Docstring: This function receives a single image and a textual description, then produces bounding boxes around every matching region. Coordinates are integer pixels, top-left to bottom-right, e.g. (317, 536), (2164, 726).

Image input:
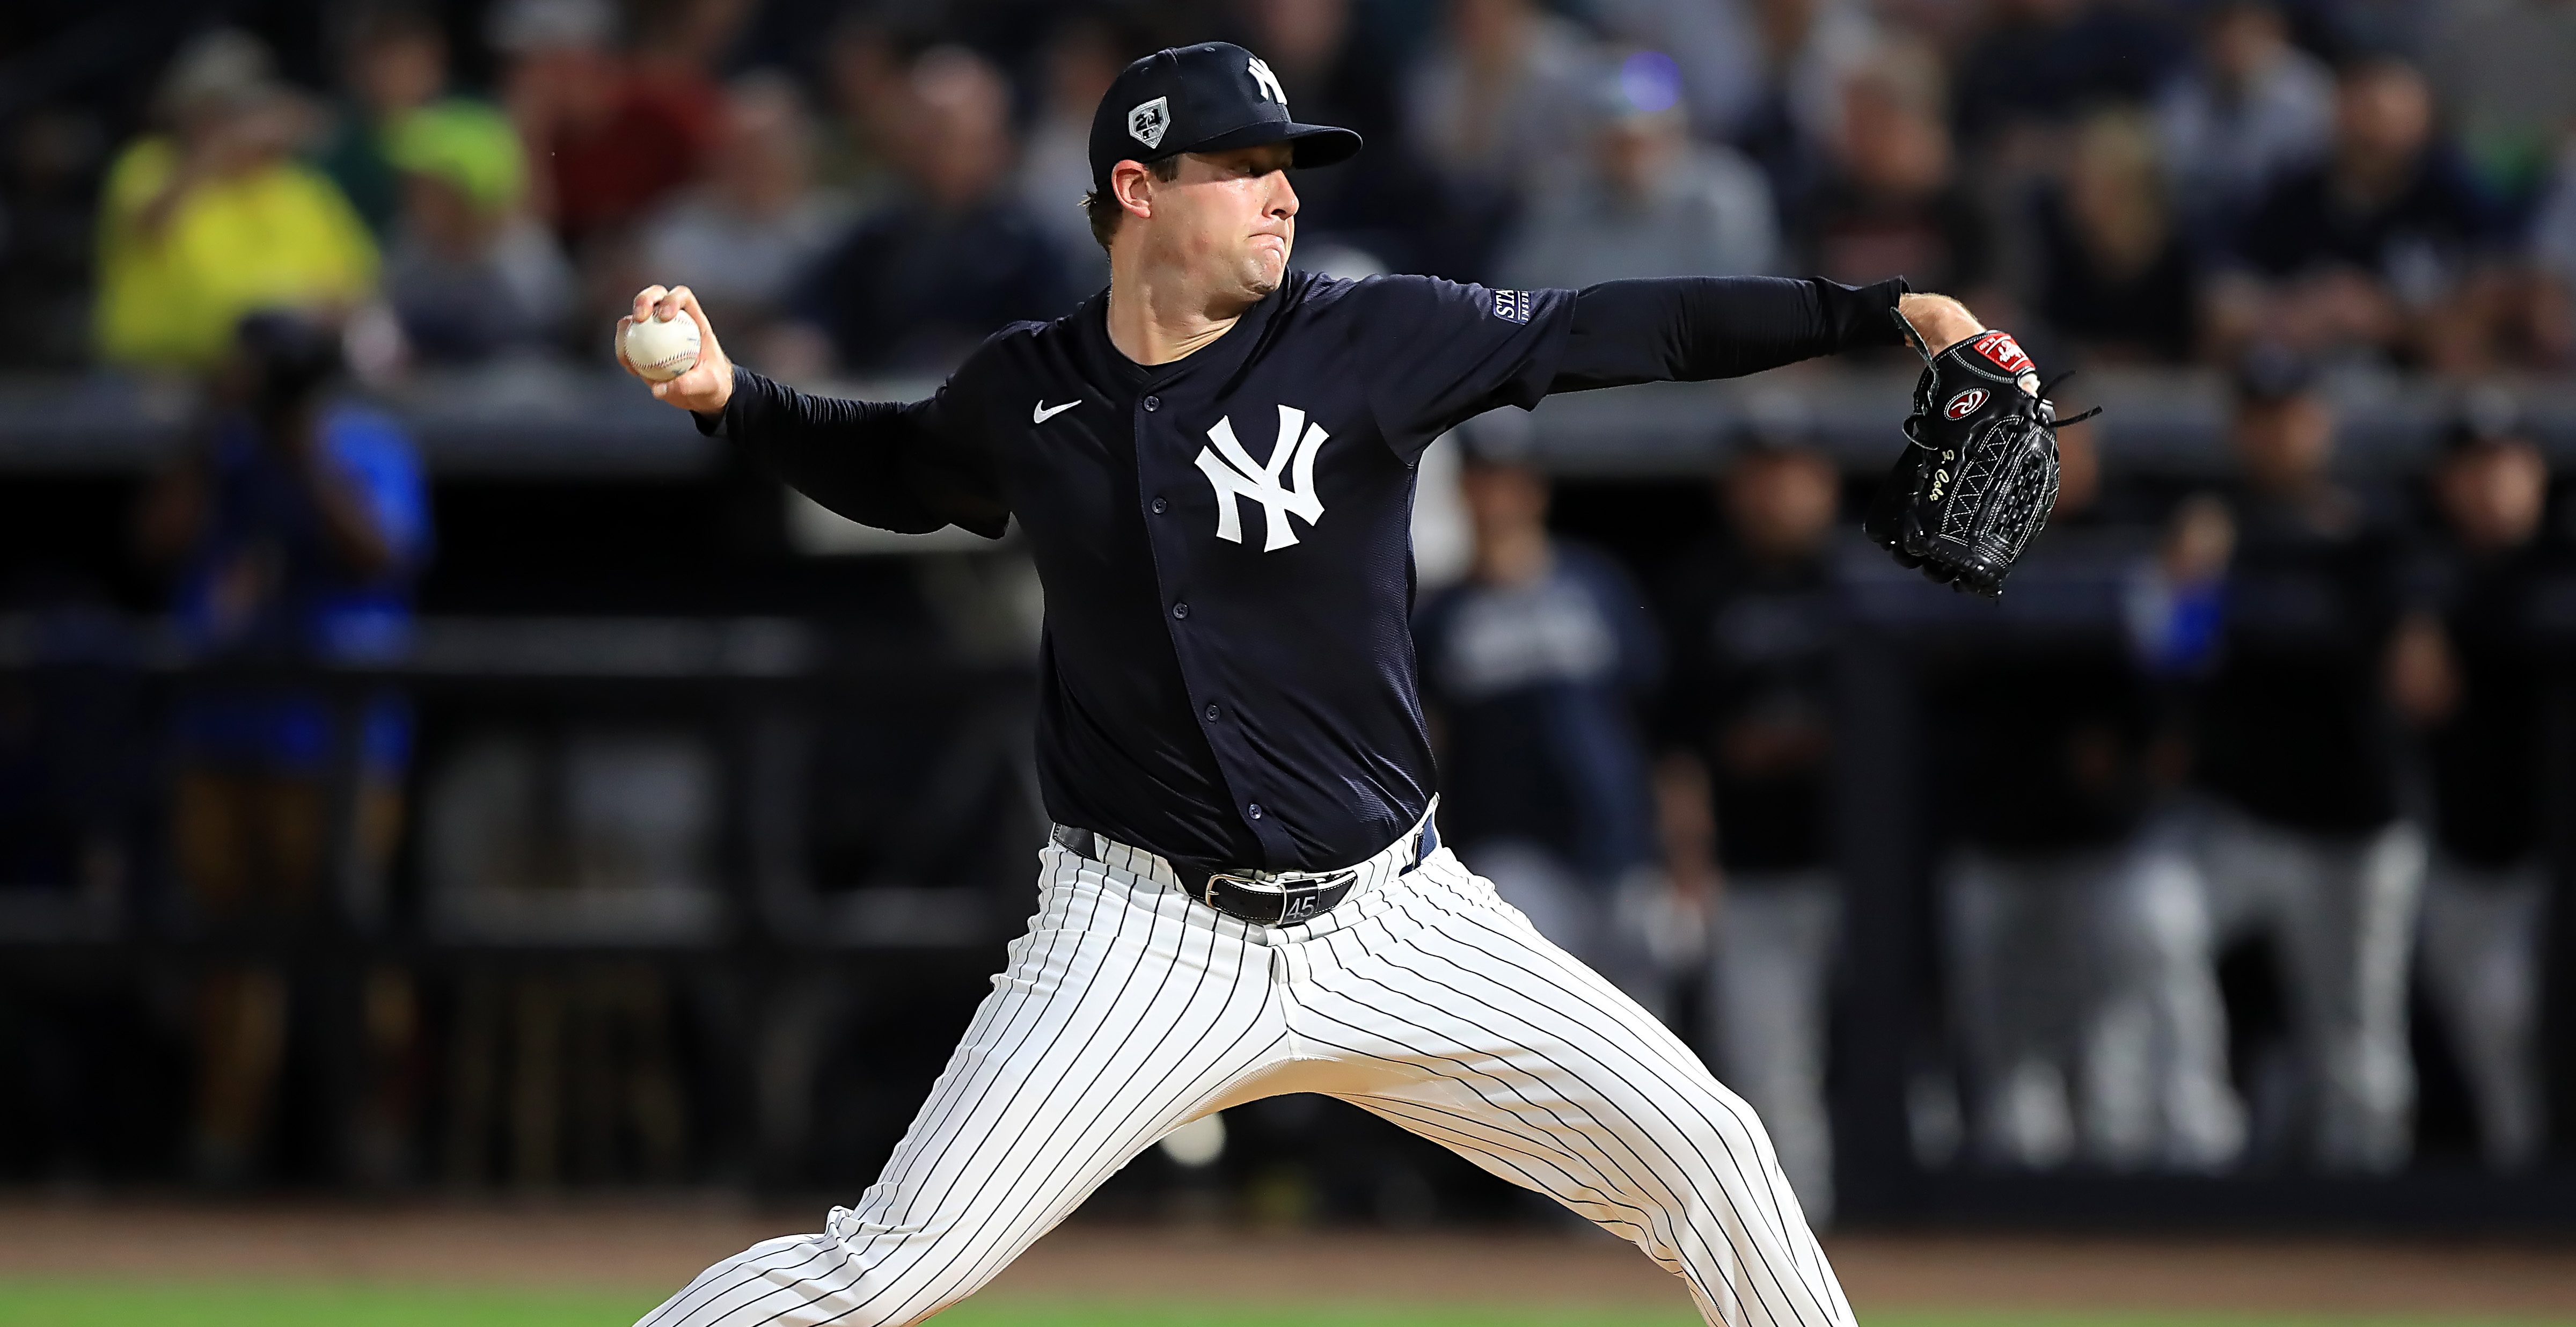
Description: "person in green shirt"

(93, 30), (377, 374)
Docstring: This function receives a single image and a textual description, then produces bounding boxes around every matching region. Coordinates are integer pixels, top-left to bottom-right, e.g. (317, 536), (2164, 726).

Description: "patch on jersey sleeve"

(1491, 289), (1534, 324)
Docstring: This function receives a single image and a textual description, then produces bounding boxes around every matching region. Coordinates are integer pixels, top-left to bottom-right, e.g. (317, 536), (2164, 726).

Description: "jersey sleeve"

(1346, 275), (1577, 461)
(704, 366), (1009, 538)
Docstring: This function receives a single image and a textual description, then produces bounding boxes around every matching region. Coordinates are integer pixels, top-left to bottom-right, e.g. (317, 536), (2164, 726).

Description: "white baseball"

(620, 312), (702, 382)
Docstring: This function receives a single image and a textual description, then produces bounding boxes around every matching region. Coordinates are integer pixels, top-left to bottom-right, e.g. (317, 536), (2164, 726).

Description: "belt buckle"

(1205, 869), (1351, 925)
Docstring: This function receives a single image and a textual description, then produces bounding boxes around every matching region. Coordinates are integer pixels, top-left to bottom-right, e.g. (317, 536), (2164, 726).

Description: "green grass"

(0, 1282), (2564, 1327)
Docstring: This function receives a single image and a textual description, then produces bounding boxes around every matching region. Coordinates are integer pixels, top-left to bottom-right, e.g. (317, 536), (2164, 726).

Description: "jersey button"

(1171, 602), (1190, 619)
(1143, 395), (1161, 412)
(1204, 703), (1220, 721)
(1151, 497), (1168, 515)
(1247, 803), (1263, 820)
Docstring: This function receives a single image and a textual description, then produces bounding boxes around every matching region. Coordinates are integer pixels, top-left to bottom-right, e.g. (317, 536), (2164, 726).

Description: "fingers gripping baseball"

(618, 284), (734, 414)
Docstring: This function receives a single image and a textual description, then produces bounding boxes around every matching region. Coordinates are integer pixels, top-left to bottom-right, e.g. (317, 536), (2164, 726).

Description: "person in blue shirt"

(1413, 429), (1671, 1014)
(136, 308), (431, 1183)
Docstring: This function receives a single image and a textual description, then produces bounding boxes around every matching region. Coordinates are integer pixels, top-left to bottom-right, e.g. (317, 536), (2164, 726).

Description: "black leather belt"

(1049, 819), (1437, 927)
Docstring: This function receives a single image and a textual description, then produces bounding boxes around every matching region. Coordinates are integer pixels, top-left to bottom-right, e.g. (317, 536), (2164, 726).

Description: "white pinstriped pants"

(639, 820), (1852, 1327)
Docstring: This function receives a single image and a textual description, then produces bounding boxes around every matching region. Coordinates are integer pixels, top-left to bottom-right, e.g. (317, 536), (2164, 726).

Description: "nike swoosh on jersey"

(1033, 400), (1081, 423)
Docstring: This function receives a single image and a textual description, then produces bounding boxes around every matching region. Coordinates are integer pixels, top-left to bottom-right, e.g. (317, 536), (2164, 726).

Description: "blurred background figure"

(1413, 429), (1671, 1015)
(2185, 350), (2420, 1173)
(2153, 0), (2334, 247)
(1497, 50), (1779, 289)
(1403, 0), (1603, 271)
(2031, 109), (2198, 365)
(2391, 398), (2557, 1172)
(382, 100), (573, 366)
(2216, 56), (2501, 371)
(1727, 0), (1880, 217)
(787, 46), (1076, 374)
(496, 0), (727, 251)
(1797, 40), (1993, 316)
(640, 73), (851, 360)
(1658, 435), (1843, 1222)
(134, 311), (430, 1184)
(1949, 0), (2185, 162)
(314, 6), (457, 241)
(93, 31), (378, 374)
(2420, 0), (2576, 210)
(1936, 427), (2160, 1171)
(1017, 18), (1126, 290)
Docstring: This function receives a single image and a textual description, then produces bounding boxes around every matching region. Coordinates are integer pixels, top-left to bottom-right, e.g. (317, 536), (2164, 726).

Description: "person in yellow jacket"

(94, 30), (378, 374)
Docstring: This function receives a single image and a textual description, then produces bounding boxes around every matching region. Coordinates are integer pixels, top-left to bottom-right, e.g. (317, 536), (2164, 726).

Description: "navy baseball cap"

(1087, 42), (1363, 195)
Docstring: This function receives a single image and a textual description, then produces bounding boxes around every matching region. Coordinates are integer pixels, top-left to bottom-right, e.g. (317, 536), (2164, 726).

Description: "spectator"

(1730, 0), (1881, 217)
(789, 48), (1079, 374)
(2218, 57), (2503, 369)
(2534, 142), (2576, 362)
(1936, 427), (2192, 1171)
(1413, 436), (1670, 1016)
(640, 75), (853, 349)
(93, 31), (379, 374)
(383, 100), (574, 364)
(2033, 110), (2198, 363)
(1587, 0), (1762, 140)
(1402, 0), (1602, 205)
(313, 6), (454, 238)
(134, 311), (430, 1183)
(2, 108), (109, 369)
(1658, 438), (1845, 1222)
(2186, 350), (2421, 1173)
(1951, 0), (2187, 155)
(811, 12), (913, 211)
(1797, 41), (1994, 308)
(2423, 0), (2576, 206)
(497, 0), (724, 247)
(1497, 52), (1781, 289)
(1018, 20), (1125, 291)
(2390, 399), (2556, 1171)
(2154, 0), (2336, 245)
(2116, 491), (2255, 1170)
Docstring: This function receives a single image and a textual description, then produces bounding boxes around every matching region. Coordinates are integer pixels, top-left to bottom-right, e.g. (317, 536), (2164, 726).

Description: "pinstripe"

(1382, 865), (1844, 1327)
(874, 884), (1267, 1322)
(804, 863), (1206, 1325)
(636, 829), (1853, 1327)
(1400, 879), (1826, 1322)
(1340, 909), (1813, 1327)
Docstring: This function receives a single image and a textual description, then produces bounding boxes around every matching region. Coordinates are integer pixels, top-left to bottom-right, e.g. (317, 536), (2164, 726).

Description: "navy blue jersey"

(707, 271), (1907, 879)
(1414, 543), (1662, 880)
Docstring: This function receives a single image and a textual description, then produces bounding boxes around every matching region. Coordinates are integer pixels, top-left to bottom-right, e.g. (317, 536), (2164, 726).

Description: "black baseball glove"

(1862, 317), (2096, 597)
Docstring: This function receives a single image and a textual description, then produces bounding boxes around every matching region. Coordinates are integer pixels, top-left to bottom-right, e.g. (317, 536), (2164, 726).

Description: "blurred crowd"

(1418, 366), (2566, 1223)
(9, 0), (2576, 380)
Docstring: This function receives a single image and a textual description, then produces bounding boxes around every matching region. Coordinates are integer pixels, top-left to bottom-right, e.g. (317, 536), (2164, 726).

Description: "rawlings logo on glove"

(1863, 313), (2097, 597)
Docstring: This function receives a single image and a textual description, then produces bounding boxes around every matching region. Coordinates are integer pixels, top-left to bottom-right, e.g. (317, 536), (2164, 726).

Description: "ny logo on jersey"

(1195, 405), (1328, 551)
(1247, 56), (1288, 110)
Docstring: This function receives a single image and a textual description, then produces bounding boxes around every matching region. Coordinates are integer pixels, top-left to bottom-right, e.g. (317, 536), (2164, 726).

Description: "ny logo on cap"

(1247, 56), (1287, 109)
(1196, 404), (1328, 551)
(1128, 96), (1170, 149)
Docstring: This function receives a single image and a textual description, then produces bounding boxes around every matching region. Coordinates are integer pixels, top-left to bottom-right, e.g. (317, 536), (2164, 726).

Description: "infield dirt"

(0, 1201), (2570, 1318)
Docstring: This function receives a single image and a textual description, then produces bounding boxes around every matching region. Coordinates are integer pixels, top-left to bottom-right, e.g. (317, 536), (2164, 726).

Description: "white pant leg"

(2418, 853), (2549, 1170)
(2275, 822), (2423, 1172)
(1288, 851), (1853, 1327)
(2084, 834), (2242, 1170)
(637, 844), (1287, 1327)
(1942, 852), (2085, 1169)
(1707, 872), (1841, 1221)
(1469, 841), (1676, 1023)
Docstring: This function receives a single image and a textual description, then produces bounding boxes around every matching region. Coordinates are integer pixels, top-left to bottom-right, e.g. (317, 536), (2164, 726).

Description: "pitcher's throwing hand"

(615, 285), (732, 413)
